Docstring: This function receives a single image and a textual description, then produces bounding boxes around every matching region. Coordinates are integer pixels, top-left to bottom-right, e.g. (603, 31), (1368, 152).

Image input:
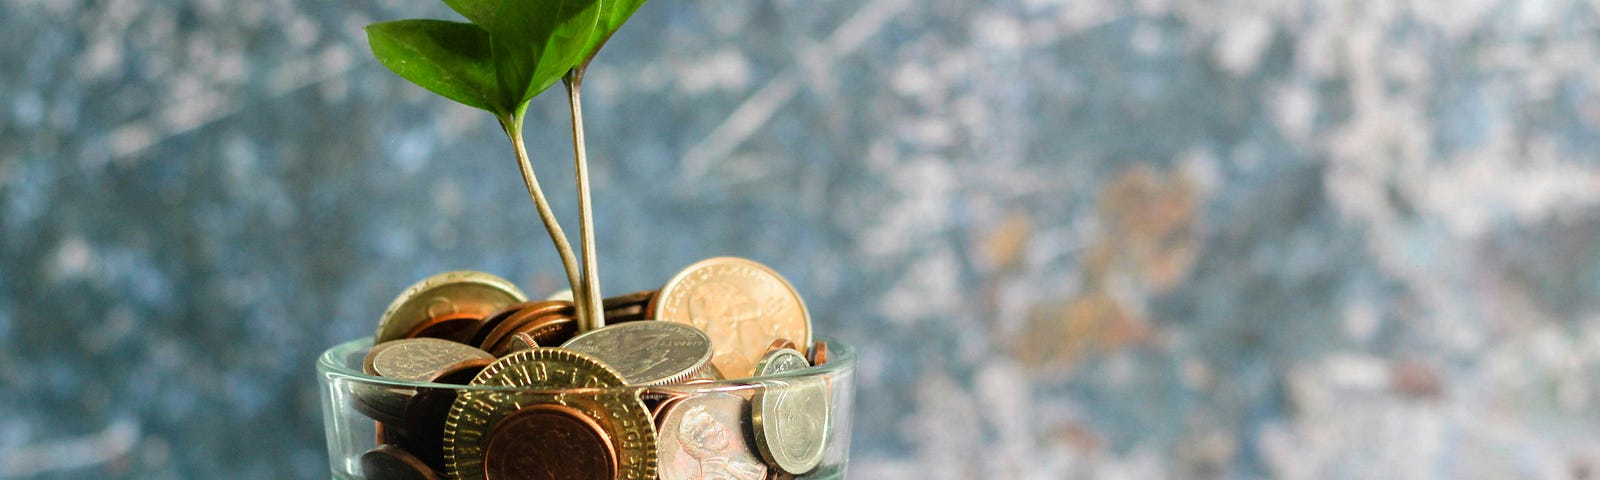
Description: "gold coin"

(377, 271), (526, 343)
(653, 257), (811, 379)
(443, 348), (658, 480)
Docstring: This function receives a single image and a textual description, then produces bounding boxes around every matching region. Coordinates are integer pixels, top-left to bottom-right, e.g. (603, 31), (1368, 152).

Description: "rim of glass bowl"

(318, 335), (855, 393)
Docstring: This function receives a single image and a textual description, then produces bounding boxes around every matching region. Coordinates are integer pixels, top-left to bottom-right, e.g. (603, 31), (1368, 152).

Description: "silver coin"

(367, 338), (495, 382)
(750, 348), (829, 474)
(657, 392), (768, 480)
(560, 321), (714, 386)
(376, 271), (526, 343)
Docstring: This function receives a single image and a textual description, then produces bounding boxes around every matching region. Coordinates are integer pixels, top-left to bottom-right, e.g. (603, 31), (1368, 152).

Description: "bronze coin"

(482, 404), (618, 480)
(650, 395), (686, 430)
(604, 304), (649, 324)
(767, 338), (798, 355)
(403, 311), (485, 343)
(401, 362), (489, 472)
(604, 290), (657, 323)
(352, 383), (413, 427)
(477, 301), (573, 354)
(467, 301), (541, 347)
(361, 445), (440, 480)
(488, 314), (578, 357)
(604, 290), (658, 309)
(808, 341), (828, 366)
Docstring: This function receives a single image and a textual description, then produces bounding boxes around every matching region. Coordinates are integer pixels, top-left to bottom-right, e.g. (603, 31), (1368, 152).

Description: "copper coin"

(477, 301), (572, 354)
(488, 315), (578, 357)
(402, 362), (489, 472)
(604, 290), (657, 309)
(352, 383), (413, 427)
(403, 311), (485, 344)
(361, 444), (440, 480)
(605, 304), (649, 324)
(657, 392), (768, 480)
(767, 338), (798, 355)
(604, 290), (657, 323)
(808, 341), (828, 366)
(468, 301), (539, 347)
(650, 395), (686, 429)
(376, 421), (409, 447)
(482, 404), (618, 480)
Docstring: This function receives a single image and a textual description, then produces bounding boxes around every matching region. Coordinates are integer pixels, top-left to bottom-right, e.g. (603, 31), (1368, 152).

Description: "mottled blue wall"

(4, 0), (1600, 478)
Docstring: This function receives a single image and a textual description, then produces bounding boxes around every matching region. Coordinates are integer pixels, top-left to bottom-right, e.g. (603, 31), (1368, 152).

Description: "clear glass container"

(317, 337), (856, 479)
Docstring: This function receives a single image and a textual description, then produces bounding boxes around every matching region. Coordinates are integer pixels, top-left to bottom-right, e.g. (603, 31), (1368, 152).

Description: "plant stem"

(565, 73), (605, 332)
(500, 114), (584, 321)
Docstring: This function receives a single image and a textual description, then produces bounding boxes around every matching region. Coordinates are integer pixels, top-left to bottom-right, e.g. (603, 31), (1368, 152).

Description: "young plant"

(365, 0), (648, 331)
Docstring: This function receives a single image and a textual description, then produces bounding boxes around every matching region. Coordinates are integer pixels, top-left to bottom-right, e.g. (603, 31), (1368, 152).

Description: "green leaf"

(490, 0), (603, 108)
(577, 0), (648, 68)
(441, 0), (496, 28)
(366, 20), (502, 113)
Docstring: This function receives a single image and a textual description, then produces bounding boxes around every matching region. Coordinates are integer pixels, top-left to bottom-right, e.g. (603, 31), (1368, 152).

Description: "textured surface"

(4, 0), (1600, 478)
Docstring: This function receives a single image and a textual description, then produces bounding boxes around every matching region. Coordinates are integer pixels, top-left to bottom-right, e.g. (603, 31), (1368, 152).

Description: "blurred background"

(4, 0), (1600, 478)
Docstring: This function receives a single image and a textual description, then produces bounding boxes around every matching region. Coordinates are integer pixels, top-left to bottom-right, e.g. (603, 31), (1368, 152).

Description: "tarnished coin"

(657, 392), (768, 480)
(604, 290), (658, 323)
(366, 338), (495, 383)
(482, 404), (617, 480)
(378, 271), (526, 343)
(487, 313), (578, 356)
(402, 361), (492, 471)
(444, 348), (658, 480)
(361, 445), (439, 480)
(560, 321), (713, 386)
(653, 257), (812, 378)
(352, 383), (413, 426)
(402, 311), (484, 344)
(477, 301), (572, 354)
(750, 349), (829, 474)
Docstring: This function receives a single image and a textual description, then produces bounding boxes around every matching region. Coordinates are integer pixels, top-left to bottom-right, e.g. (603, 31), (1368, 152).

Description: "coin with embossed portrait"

(377, 271), (526, 343)
(653, 257), (811, 379)
(657, 392), (768, 480)
(560, 321), (713, 386)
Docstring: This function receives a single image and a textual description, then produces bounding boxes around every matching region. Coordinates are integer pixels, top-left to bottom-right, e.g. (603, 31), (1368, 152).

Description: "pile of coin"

(349, 257), (834, 480)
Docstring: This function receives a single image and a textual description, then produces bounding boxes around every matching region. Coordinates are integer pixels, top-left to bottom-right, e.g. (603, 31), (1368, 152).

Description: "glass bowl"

(317, 336), (856, 479)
